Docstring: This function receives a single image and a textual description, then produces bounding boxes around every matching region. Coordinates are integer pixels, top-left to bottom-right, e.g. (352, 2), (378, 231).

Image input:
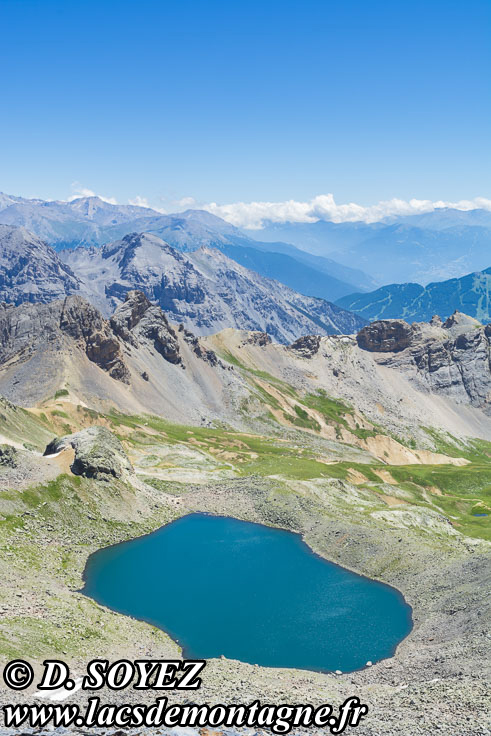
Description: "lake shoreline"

(80, 511), (413, 675)
(1, 475), (489, 736)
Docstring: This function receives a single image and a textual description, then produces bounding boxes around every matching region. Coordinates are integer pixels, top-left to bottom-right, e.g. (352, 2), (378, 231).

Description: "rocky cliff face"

(110, 291), (223, 369)
(111, 290), (183, 366)
(59, 296), (130, 381)
(0, 291), (226, 409)
(0, 224), (80, 305)
(0, 296), (129, 383)
(357, 320), (414, 352)
(356, 312), (491, 412)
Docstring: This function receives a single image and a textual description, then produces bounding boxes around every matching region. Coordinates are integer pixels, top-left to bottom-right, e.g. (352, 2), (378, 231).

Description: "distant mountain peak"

(178, 208), (239, 228)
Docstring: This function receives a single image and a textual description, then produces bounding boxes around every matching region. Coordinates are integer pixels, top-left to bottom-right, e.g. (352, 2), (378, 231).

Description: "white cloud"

(201, 194), (491, 229)
(64, 186), (491, 228)
(175, 196), (199, 209)
(68, 183), (118, 205)
(127, 195), (152, 209)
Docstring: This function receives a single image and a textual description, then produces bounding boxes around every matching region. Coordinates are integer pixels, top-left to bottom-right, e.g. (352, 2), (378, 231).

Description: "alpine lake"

(82, 513), (412, 673)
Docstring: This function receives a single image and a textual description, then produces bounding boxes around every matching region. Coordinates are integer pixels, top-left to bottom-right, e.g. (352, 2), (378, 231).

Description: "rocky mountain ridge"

(0, 296), (129, 382)
(1, 289), (491, 439)
(0, 290), (240, 424)
(60, 231), (367, 342)
(0, 289), (222, 383)
(0, 193), (373, 297)
(0, 225), (366, 343)
(357, 312), (491, 413)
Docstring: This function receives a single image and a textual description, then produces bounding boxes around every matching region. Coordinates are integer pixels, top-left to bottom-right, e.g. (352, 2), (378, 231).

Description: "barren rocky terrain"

(0, 304), (490, 735)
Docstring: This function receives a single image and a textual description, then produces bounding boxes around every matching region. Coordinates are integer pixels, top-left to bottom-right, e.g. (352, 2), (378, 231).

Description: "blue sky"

(1, 0), (490, 214)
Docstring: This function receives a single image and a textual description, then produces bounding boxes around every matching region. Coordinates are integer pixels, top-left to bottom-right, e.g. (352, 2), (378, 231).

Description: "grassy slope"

(25, 382), (491, 540)
(1, 373), (490, 659)
(20, 373), (491, 542)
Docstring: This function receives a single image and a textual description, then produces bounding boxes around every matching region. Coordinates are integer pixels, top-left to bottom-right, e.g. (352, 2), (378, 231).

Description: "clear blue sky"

(1, 0), (490, 208)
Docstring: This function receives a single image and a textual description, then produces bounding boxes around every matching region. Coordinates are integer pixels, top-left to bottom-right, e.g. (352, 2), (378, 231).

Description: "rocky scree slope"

(0, 224), (80, 304)
(0, 291), (240, 422)
(2, 287), (491, 446)
(61, 232), (366, 342)
(206, 321), (491, 444)
(0, 290), (219, 388)
(356, 312), (491, 413)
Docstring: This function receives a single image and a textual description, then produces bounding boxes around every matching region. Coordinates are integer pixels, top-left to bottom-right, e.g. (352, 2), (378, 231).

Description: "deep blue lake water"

(82, 513), (412, 672)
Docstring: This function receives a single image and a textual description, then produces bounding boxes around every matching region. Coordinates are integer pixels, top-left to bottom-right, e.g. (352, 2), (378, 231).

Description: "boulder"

(288, 335), (321, 358)
(356, 320), (413, 353)
(242, 332), (272, 347)
(0, 444), (18, 467)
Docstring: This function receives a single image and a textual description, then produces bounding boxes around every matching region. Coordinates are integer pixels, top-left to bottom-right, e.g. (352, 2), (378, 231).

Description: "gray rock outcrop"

(0, 296), (129, 383)
(44, 426), (133, 480)
(111, 290), (183, 366)
(357, 320), (414, 353)
(0, 290), (230, 408)
(110, 290), (222, 368)
(0, 444), (18, 467)
(356, 313), (491, 413)
(60, 296), (130, 381)
(178, 324), (220, 366)
(288, 334), (321, 358)
(242, 332), (272, 347)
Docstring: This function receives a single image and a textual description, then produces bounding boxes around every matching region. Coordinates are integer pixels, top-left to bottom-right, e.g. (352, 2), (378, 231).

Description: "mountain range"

(337, 266), (491, 324)
(0, 224), (365, 343)
(0, 193), (373, 300)
(0, 224), (80, 304)
(60, 232), (366, 342)
(2, 192), (491, 330)
(3, 190), (491, 293)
